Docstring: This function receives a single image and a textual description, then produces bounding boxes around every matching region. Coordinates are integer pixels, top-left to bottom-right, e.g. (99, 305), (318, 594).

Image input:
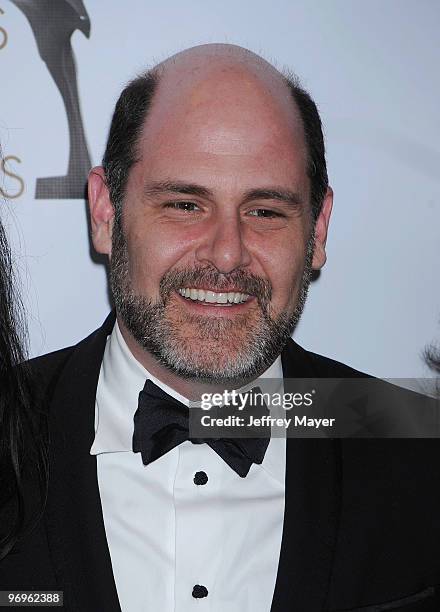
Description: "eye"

(248, 208), (284, 219)
(165, 201), (200, 212)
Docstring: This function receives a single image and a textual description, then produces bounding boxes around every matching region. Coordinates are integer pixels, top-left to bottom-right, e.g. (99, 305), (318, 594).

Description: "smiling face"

(89, 46), (332, 386)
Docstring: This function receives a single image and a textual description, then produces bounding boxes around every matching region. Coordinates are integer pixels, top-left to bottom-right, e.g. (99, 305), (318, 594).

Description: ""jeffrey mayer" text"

(200, 415), (336, 428)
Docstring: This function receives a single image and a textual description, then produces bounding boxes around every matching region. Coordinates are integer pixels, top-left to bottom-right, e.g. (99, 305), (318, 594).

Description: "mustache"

(159, 266), (272, 306)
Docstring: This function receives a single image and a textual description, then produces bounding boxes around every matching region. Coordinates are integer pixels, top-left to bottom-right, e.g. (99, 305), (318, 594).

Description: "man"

(1, 44), (440, 611)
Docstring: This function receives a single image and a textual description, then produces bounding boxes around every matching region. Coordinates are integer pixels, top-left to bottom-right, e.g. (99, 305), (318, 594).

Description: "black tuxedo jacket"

(1, 312), (440, 611)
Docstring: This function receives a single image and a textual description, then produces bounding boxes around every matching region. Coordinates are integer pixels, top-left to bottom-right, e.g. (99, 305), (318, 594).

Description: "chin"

(148, 315), (282, 384)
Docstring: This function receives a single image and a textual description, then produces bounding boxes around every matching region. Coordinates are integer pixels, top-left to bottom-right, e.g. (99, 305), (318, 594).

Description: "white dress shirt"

(91, 321), (286, 612)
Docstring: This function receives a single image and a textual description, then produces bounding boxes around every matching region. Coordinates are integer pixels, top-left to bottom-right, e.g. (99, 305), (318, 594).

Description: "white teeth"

(178, 288), (249, 304)
(205, 291), (217, 304)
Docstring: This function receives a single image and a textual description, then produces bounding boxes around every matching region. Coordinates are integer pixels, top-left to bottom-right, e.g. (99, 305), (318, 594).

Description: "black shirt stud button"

(192, 585), (208, 598)
(193, 471), (208, 485)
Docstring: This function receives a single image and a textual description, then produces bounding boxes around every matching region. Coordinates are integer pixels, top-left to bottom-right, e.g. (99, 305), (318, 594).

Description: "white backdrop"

(1, 0), (439, 378)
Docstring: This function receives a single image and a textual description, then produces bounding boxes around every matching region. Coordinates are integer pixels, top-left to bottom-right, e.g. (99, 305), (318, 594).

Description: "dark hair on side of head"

(282, 72), (329, 222)
(102, 69), (159, 218)
(0, 215), (47, 560)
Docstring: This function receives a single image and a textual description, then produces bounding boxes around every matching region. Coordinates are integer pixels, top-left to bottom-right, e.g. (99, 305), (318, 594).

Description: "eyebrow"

(144, 181), (212, 199)
(241, 188), (303, 208)
(143, 180), (304, 208)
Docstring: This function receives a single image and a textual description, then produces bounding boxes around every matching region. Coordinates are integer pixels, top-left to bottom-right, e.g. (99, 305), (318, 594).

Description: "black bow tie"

(132, 379), (270, 478)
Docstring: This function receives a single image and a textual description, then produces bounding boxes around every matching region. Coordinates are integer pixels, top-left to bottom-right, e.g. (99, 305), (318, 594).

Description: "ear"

(88, 166), (115, 256)
(312, 186), (333, 270)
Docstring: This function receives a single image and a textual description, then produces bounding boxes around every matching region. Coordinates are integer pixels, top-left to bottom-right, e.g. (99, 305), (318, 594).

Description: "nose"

(195, 211), (252, 273)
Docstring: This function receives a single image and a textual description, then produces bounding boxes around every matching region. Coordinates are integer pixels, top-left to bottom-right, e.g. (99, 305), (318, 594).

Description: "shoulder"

(27, 311), (116, 400)
(26, 346), (76, 408)
(282, 337), (370, 379)
(304, 349), (368, 378)
(28, 345), (75, 379)
(283, 338), (439, 470)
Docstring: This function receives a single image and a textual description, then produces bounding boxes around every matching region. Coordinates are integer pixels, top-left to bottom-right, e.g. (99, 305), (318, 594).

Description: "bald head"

(159, 42), (275, 70)
(139, 45), (305, 176)
(155, 43), (293, 102)
(102, 43), (328, 221)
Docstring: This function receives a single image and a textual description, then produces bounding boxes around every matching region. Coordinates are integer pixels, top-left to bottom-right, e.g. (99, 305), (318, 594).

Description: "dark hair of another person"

(102, 68), (328, 223)
(0, 217), (47, 560)
(425, 344), (440, 375)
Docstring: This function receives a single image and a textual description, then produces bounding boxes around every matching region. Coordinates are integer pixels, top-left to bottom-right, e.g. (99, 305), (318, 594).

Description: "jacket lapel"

(270, 339), (342, 611)
(44, 312), (121, 612)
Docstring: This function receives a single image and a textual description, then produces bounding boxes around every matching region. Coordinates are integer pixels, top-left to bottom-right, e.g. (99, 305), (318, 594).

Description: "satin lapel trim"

(270, 340), (342, 611)
(44, 313), (121, 612)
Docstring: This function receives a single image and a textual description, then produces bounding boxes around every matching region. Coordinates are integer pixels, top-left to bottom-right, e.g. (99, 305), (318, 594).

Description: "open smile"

(177, 287), (251, 305)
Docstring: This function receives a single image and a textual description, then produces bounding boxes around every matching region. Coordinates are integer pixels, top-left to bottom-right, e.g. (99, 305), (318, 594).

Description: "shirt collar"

(90, 321), (285, 483)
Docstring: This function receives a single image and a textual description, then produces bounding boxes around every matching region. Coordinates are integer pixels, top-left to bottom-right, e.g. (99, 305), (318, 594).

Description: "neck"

(117, 317), (261, 400)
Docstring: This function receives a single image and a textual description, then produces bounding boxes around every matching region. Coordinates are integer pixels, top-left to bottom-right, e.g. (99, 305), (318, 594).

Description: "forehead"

(134, 58), (308, 193)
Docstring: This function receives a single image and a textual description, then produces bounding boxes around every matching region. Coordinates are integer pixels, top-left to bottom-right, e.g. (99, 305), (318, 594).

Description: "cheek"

(262, 241), (308, 305)
(124, 223), (196, 289)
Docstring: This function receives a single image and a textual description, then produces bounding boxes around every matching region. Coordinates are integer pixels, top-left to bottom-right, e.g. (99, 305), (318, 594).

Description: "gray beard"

(110, 217), (314, 385)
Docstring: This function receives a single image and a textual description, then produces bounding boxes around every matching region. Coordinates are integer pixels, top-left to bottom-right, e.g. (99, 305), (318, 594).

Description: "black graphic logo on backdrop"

(11, 0), (91, 199)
